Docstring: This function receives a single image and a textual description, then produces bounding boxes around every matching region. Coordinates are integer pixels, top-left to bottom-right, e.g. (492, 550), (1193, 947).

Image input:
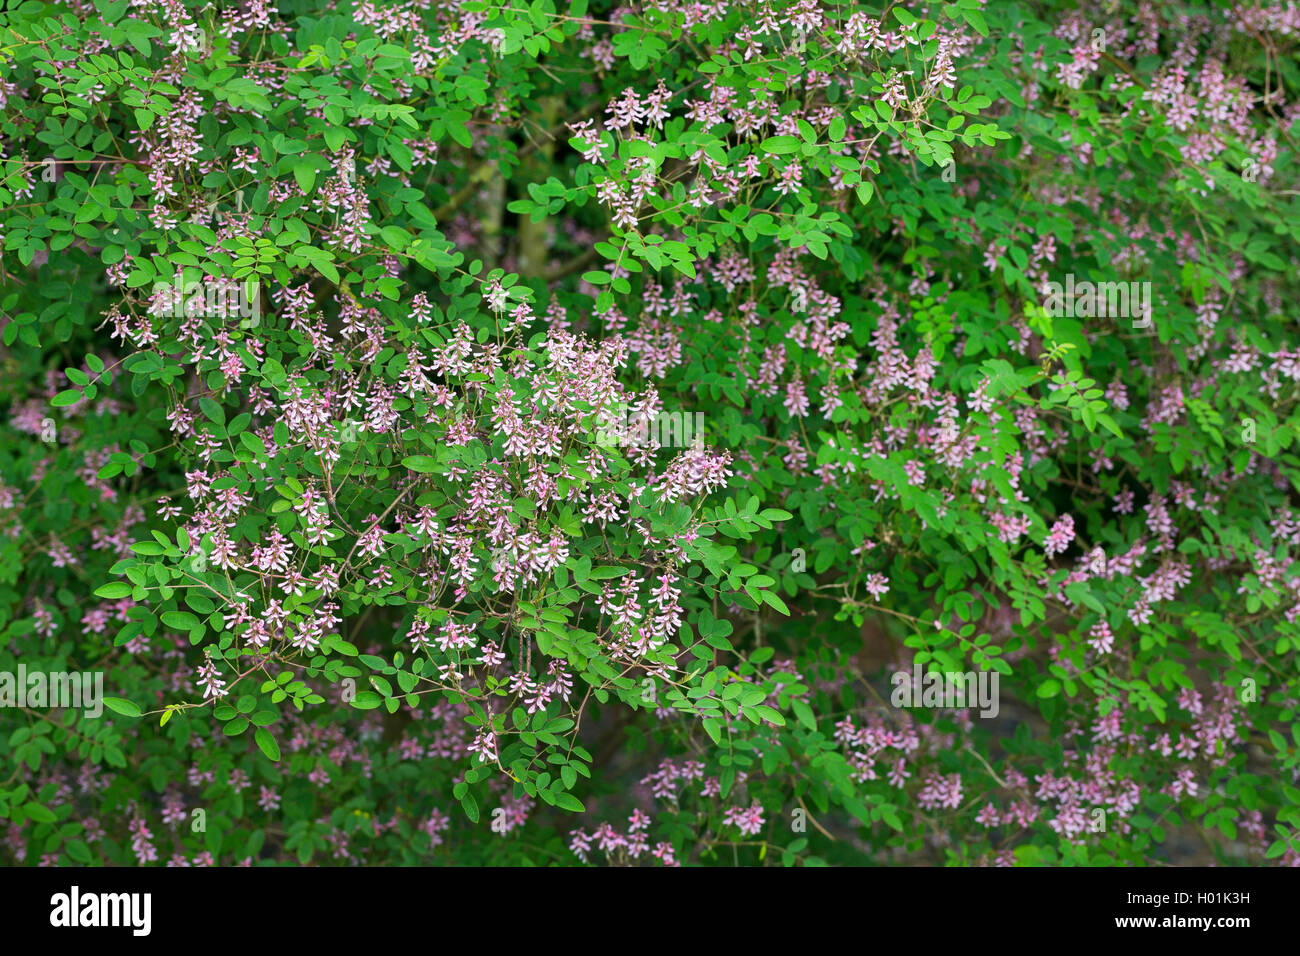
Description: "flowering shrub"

(2, 0), (1299, 867)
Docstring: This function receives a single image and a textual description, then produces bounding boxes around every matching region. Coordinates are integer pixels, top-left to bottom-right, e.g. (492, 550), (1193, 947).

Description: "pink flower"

(723, 801), (765, 836)
(1044, 514), (1075, 556)
(1088, 620), (1114, 654)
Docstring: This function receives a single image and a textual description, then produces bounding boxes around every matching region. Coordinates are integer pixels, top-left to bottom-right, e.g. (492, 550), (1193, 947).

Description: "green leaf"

(553, 792), (585, 812)
(293, 160), (316, 194)
(761, 136), (801, 155)
(255, 728), (281, 762)
(103, 697), (142, 717)
(23, 802), (57, 824)
(703, 717), (722, 745)
(402, 455), (440, 472)
(792, 698), (817, 731)
(962, 8), (989, 37)
(162, 611), (199, 631)
(748, 704), (785, 725)
(460, 790), (479, 822)
(761, 590), (790, 615)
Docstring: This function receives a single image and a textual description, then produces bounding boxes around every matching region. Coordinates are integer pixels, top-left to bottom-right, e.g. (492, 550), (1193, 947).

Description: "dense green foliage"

(1, 0), (1299, 866)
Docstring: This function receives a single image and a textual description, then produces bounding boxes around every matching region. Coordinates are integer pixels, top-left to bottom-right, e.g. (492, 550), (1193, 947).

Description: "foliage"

(1, 0), (1299, 866)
